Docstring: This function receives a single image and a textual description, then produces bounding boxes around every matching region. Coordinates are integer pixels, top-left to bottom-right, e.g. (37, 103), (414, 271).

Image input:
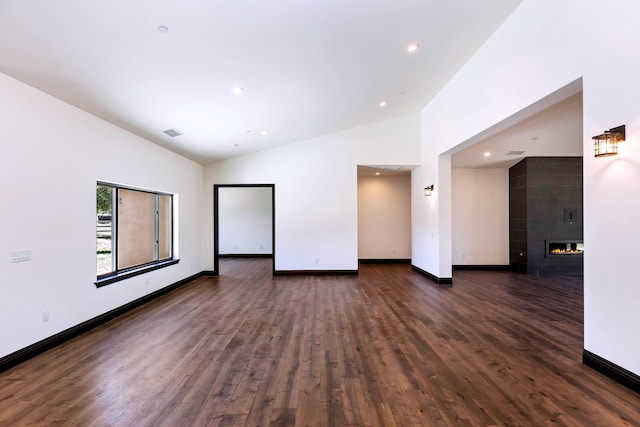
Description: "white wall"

(219, 187), (272, 255)
(413, 0), (640, 376)
(451, 169), (509, 265)
(203, 114), (421, 272)
(0, 72), (203, 359)
(358, 175), (411, 259)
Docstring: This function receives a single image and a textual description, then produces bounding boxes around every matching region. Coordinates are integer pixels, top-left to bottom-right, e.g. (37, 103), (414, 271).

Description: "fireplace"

(509, 157), (583, 275)
(546, 240), (584, 257)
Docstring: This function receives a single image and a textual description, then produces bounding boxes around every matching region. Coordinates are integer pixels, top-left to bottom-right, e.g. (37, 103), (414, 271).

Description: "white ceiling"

(0, 0), (524, 165)
(358, 90), (583, 176)
(451, 91), (584, 169)
(357, 165), (417, 177)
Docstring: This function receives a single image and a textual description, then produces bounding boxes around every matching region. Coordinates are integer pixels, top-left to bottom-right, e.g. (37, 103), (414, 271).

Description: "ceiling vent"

(506, 150), (526, 156)
(163, 128), (182, 137)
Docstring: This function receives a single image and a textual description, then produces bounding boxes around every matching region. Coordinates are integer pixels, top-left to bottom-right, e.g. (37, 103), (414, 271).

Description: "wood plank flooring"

(1, 259), (639, 426)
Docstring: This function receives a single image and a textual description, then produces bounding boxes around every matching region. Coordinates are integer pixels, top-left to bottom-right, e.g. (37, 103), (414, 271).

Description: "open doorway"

(448, 80), (583, 274)
(213, 184), (275, 275)
(357, 165), (415, 264)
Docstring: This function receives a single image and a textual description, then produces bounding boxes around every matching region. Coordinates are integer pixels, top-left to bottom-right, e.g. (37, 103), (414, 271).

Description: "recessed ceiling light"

(379, 101), (387, 107)
(261, 131), (268, 136)
(484, 152), (491, 157)
(375, 172), (381, 175)
(157, 26), (168, 33)
(232, 87), (243, 95)
(408, 43), (419, 52)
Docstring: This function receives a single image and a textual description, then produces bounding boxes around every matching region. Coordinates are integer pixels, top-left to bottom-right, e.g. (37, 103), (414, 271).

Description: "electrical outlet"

(315, 258), (319, 264)
(42, 310), (50, 322)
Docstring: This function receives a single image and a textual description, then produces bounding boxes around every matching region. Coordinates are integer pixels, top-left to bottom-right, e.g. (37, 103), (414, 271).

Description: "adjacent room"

(450, 89), (584, 274)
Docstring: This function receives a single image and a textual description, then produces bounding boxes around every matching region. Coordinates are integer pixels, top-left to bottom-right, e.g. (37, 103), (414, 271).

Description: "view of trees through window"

(96, 185), (114, 276)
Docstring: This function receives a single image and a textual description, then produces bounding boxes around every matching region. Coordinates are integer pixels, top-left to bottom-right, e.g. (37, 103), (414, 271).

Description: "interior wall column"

(438, 154), (453, 279)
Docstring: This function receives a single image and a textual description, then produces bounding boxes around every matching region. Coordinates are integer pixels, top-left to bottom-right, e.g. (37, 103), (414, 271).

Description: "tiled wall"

(509, 157), (583, 275)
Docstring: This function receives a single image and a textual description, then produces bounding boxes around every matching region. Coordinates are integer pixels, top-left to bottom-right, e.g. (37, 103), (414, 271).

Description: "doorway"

(448, 82), (583, 272)
(213, 184), (275, 275)
(357, 165), (414, 263)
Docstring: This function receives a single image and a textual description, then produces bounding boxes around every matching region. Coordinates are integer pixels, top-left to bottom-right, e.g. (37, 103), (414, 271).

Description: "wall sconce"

(424, 185), (434, 196)
(593, 125), (625, 157)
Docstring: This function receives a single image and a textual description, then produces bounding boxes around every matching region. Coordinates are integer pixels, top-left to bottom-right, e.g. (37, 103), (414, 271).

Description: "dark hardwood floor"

(1, 259), (639, 426)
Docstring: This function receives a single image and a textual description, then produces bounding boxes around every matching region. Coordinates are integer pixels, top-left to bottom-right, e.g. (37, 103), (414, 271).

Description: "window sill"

(95, 259), (180, 288)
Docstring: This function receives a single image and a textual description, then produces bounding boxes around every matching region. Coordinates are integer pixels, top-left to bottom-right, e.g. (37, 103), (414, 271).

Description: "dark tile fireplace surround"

(509, 157), (583, 275)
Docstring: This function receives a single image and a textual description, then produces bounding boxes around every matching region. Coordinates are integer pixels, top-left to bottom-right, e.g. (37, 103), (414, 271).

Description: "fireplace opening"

(546, 240), (584, 257)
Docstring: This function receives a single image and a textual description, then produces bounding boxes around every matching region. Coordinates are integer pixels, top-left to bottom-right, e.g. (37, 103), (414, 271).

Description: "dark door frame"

(213, 184), (275, 275)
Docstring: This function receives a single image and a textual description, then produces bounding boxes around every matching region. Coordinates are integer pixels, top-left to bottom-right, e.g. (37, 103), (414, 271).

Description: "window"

(96, 182), (176, 286)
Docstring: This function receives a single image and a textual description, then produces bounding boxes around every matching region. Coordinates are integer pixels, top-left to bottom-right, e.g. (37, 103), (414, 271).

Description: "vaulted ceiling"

(0, 0), (524, 164)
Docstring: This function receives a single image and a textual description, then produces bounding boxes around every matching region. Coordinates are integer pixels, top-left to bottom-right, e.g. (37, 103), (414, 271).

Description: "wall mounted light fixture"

(593, 125), (625, 157)
(424, 185), (434, 196)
